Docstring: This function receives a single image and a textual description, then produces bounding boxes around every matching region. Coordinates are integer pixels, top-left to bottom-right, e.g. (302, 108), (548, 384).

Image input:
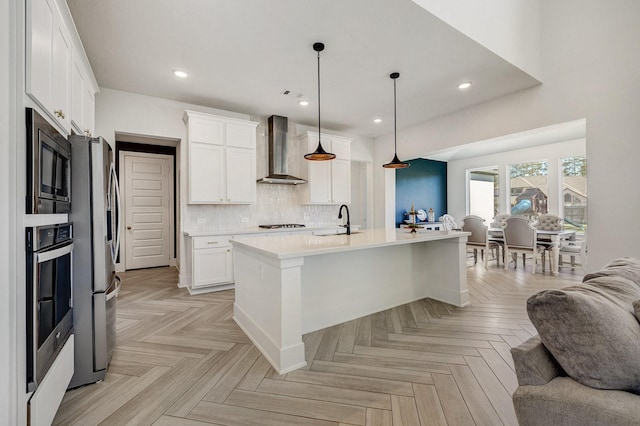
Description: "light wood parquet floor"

(54, 257), (583, 426)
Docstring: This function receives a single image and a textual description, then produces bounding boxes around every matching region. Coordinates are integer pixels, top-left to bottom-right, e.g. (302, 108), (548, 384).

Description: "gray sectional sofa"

(511, 257), (640, 426)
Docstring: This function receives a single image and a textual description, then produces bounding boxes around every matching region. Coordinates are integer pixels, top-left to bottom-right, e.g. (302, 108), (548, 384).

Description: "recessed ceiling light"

(457, 81), (472, 89)
(373, 118), (382, 124)
(299, 100), (309, 106)
(174, 70), (188, 78)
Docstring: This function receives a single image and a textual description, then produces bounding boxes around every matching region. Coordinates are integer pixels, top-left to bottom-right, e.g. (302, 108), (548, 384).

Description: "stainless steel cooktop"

(258, 224), (306, 229)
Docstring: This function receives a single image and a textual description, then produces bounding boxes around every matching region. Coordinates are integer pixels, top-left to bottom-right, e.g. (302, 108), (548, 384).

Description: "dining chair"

(461, 215), (501, 268)
(503, 216), (548, 274)
(438, 214), (459, 231)
(559, 228), (588, 271)
(534, 214), (564, 267)
(490, 214), (511, 229)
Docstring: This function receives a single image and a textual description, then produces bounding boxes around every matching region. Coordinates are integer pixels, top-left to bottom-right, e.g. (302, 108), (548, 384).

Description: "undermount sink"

(315, 230), (363, 236)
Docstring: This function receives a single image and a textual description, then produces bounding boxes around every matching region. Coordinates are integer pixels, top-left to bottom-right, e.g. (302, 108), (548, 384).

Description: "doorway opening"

(115, 135), (178, 272)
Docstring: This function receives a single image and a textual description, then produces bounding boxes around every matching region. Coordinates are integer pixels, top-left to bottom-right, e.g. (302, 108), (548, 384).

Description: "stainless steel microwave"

(26, 108), (72, 214)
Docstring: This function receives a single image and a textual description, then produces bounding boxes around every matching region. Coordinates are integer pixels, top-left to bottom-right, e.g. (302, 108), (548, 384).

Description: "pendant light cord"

(394, 77), (397, 153)
(317, 49), (321, 143)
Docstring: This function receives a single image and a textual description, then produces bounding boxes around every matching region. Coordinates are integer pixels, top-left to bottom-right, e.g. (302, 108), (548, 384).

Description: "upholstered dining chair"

(490, 214), (511, 229)
(559, 228), (588, 271)
(461, 215), (501, 268)
(503, 216), (548, 274)
(438, 214), (459, 231)
(533, 214), (564, 267)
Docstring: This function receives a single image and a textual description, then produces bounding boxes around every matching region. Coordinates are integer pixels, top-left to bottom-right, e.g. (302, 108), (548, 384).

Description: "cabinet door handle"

(127, 226), (132, 230)
(207, 241), (218, 245)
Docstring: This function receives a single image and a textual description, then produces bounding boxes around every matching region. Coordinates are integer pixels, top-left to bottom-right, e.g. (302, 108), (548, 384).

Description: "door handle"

(127, 226), (132, 230)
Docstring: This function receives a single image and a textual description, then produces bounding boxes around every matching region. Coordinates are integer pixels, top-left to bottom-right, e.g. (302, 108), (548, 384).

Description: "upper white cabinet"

(298, 131), (352, 204)
(184, 111), (259, 204)
(70, 50), (96, 136)
(26, 0), (97, 135)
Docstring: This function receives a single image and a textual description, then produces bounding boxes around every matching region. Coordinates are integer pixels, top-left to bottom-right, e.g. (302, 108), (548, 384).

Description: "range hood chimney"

(257, 115), (307, 185)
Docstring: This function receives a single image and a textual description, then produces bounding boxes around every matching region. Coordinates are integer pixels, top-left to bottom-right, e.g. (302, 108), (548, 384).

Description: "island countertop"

(230, 228), (470, 260)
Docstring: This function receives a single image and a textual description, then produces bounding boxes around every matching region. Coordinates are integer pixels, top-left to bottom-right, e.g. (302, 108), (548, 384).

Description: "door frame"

(117, 148), (176, 272)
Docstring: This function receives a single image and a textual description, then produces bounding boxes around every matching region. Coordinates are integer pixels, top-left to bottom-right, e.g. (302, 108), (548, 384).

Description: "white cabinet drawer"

(193, 236), (231, 249)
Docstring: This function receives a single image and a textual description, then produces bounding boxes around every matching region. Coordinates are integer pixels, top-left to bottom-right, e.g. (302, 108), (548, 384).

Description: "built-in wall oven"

(26, 108), (72, 214)
(25, 223), (74, 392)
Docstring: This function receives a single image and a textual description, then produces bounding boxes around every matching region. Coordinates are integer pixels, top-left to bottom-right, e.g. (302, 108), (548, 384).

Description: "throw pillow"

(583, 257), (640, 288)
(527, 275), (640, 394)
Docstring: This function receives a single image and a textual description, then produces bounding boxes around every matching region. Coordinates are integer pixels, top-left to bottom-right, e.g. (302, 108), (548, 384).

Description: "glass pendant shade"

(382, 72), (409, 169)
(305, 42), (336, 161)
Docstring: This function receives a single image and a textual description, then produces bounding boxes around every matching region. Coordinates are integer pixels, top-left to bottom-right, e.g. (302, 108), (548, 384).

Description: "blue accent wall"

(395, 158), (447, 227)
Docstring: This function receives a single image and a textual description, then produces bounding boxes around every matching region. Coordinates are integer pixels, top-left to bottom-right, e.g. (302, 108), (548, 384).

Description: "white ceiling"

(66, 0), (541, 139)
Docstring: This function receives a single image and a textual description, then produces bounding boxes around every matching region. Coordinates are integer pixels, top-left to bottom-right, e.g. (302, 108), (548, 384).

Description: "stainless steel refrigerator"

(69, 135), (121, 388)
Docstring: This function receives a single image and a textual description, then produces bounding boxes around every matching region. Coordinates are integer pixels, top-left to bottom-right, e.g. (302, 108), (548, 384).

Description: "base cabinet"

(193, 247), (233, 288)
(185, 235), (235, 294)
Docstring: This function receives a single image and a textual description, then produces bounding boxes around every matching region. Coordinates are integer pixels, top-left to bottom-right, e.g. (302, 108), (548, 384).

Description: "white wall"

(413, 0), (542, 80)
(375, 0), (640, 270)
(1, 0), (18, 423)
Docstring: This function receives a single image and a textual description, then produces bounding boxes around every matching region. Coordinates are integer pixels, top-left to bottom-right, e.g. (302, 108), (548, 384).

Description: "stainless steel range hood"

(257, 115), (306, 185)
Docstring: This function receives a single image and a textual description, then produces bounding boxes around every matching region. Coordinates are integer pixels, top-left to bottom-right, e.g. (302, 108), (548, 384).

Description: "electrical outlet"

(241, 217), (249, 223)
(196, 217), (206, 224)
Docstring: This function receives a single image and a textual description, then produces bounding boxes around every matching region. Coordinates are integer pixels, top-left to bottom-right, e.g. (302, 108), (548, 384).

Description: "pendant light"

(383, 72), (410, 169)
(304, 42), (336, 161)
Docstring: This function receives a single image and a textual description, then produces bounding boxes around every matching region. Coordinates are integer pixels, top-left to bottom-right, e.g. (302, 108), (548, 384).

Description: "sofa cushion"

(527, 275), (640, 394)
(583, 257), (640, 287)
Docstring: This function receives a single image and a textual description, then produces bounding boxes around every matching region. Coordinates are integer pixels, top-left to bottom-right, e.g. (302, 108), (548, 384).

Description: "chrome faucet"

(338, 204), (351, 235)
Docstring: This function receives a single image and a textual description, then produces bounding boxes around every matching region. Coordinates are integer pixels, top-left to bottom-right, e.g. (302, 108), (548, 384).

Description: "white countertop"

(230, 229), (470, 259)
(183, 226), (358, 237)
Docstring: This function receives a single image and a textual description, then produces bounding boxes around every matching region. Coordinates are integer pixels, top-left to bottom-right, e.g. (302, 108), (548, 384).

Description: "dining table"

(488, 228), (576, 276)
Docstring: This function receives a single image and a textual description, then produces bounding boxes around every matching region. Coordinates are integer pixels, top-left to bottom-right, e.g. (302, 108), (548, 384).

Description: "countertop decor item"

(382, 72), (410, 169)
(304, 42), (335, 161)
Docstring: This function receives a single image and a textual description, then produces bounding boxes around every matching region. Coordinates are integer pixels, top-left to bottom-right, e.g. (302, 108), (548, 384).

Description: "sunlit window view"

(509, 161), (549, 220)
(468, 167), (499, 223)
(562, 155), (588, 231)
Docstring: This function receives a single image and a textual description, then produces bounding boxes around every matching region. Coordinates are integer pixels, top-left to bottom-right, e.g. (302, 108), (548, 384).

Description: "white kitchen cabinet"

(184, 111), (258, 204)
(70, 50), (96, 136)
(26, 0), (71, 133)
(185, 235), (235, 294)
(26, 0), (97, 136)
(298, 132), (352, 204)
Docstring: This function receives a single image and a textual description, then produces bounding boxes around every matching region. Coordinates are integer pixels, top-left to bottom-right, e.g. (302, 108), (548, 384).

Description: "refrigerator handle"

(106, 275), (122, 301)
(110, 163), (122, 265)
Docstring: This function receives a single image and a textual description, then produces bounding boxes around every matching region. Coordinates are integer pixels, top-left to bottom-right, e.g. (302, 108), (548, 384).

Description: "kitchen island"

(231, 229), (470, 374)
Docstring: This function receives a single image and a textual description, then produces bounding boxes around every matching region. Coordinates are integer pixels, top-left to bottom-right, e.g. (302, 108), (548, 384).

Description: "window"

(468, 167), (499, 223)
(509, 161), (548, 220)
(562, 156), (587, 230)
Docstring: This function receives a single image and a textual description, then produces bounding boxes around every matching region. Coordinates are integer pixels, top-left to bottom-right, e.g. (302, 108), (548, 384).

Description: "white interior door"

(123, 152), (173, 270)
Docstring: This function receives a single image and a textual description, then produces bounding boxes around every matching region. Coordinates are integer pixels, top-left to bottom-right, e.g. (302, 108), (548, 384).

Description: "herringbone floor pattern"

(54, 258), (582, 425)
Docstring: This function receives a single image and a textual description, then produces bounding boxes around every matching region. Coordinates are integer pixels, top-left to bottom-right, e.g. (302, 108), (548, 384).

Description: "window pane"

(509, 161), (548, 220)
(468, 167), (498, 223)
(562, 156), (587, 230)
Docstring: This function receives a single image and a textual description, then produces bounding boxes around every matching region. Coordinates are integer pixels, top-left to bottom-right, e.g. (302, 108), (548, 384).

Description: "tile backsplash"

(185, 184), (342, 232)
